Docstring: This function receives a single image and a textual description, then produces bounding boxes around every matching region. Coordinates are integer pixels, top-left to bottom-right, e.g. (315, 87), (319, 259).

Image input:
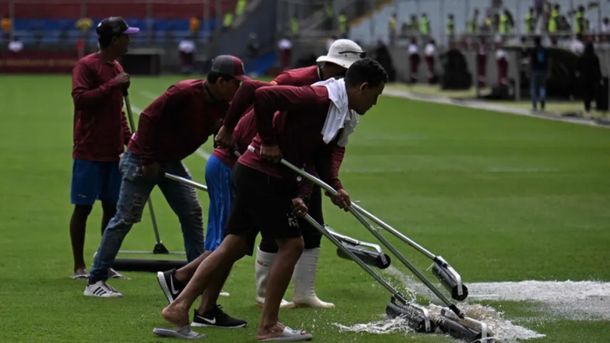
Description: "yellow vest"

(548, 9), (558, 33)
(499, 14), (510, 34)
(419, 17), (430, 34)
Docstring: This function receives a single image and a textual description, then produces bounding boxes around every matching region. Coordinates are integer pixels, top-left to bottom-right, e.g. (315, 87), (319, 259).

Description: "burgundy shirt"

(71, 53), (131, 161)
(128, 80), (228, 165)
(223, 65), (321, 132)
(212, 110), (257, 167)
(238, 85), (345, 191)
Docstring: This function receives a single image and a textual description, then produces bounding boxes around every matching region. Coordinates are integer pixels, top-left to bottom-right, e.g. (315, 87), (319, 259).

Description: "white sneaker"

(84, 280), (123, 298)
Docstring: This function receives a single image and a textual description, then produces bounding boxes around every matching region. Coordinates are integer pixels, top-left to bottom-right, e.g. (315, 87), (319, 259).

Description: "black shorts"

(226, 163), (302, 255)
(260, 186), (323, 253)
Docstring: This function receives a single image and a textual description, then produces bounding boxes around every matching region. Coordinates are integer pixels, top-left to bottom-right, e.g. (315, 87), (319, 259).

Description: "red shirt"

(273, 65), (320, 86)
(215, 65), (324, 170)
(128, 80), (228, 165)
(71, 53), (131, 161)
(211, 110), (257, 167)
(238, 85), (345, 191)
(223, 66), (321, 131)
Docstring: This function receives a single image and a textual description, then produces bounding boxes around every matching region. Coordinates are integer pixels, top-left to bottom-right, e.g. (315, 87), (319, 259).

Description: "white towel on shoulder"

(313, 78), (359, 147)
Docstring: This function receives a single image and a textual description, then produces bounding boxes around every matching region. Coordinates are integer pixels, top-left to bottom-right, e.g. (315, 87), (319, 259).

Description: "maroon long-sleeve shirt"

(71, 53), (131, 161)
(238, 85), (345, 192)
(128, 80), (228, 165)
(214, 65), (322, 166)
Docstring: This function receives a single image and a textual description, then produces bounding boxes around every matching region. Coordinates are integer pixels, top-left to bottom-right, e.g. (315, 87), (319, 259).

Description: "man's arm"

(71, 63), (129, 109)
(215, 79), (273, 148)
(316, 142), (350, 210)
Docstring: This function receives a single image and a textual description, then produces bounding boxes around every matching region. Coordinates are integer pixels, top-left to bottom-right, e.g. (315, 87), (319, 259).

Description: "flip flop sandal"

(257, 326), (312, 342)
(153, 326), (206, 340)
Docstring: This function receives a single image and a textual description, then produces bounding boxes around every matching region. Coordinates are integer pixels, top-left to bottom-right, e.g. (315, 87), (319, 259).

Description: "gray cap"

(210, 55), (249, 81)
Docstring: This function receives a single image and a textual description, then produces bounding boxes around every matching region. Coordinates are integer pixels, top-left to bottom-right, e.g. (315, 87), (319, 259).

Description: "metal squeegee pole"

(164, 171), (411, 304)
(280, 158), (460, 313)
(280, 159), (436, 260)
(301, 213), (410, 305)
(164, 173), (208, 191)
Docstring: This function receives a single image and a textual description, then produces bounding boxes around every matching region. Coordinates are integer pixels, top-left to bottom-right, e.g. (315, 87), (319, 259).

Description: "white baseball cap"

(316, 39), (366, 69)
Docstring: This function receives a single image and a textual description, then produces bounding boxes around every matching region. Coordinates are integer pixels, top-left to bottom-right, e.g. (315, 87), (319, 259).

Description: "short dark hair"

(206, 70), (234, 83)
(345, 58), (388, 88)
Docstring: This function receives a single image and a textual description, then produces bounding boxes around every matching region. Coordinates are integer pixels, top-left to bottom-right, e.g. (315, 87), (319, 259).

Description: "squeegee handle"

(123, 94), (137, 132)
(302, 213), (410, 304)
(279, 158), (436, 260)
(164, 173), (208, 192)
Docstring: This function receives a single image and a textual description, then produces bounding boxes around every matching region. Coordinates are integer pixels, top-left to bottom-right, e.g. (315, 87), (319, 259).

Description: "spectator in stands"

(524, 7), (536, 34)
(576, 42), (601, 114)
(290, 15), (299, 37)
(547, 3), (560, 34)
(236, 0), (247, 17)
(277, 37), (292, 70)
(476, 37), (488, 87)
(574, 5), (587, 35)
(602, 17), (610, 41)
(246, 32), (260, 60)
(8, 35), (23, 53)
(1, 16), (11, 42)
(223, 12), (234, 31)
(495, 40), (508, 87)
(419, 13), (430, 36)
(69, 17), (138, 280)
(338, 11), (348, 38)
(570, 34), (585, 55)
(530, 36), (549, 111)
(424, 39), (437, 84)
(178, 35), (196, 74)
(189, 16), (200, 38)
(76, 17), (93, 58)
(468, 9), (479, 34)
(446, 14), (455, 39)
(499, 9), (514, 35)
(407, 37), (420, 83)
(388, 13), (397, 45)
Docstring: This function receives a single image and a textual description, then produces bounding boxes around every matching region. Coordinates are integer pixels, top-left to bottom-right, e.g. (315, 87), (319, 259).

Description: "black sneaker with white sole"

(191, 305), (247, 328)
(156, 269), (183, 303)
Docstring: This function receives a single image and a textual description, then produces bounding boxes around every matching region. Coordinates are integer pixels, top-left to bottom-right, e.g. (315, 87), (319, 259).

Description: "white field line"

(382, 88), (610, 130)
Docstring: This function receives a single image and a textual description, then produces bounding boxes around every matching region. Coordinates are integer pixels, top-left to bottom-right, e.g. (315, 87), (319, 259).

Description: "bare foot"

(161, 303), (189, 327)
(256, 321), (284, 339)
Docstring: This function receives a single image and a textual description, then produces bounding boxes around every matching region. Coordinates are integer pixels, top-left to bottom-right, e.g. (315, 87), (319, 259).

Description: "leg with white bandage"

(290, 188), (334, 308)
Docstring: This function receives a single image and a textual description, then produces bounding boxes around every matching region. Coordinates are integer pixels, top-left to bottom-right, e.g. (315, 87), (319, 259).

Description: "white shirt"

(424, 43), (435, 56)
(278, 38), (292, 50)
(8, 40), (23, 53)
(408, 43), (418, 55)
(178, 39), (195, 53)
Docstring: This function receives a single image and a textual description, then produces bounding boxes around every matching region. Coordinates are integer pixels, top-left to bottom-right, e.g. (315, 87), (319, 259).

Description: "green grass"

(1, 75), (609, 342)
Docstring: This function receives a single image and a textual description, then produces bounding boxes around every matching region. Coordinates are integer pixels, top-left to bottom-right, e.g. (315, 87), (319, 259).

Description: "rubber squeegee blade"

(437, 307), (493, 342)
(385, 297), (434, 333)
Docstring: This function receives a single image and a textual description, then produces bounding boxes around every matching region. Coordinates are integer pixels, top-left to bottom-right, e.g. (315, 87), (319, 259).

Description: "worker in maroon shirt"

(155, 39), (365, 316)
(160, 59), (388, 341)
(69, 17), (137, 280)
(83, 55), (248, 327)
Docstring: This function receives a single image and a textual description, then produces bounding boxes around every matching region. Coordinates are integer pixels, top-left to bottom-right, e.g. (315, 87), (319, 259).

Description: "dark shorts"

(226, 163), (302, 255)
(260, 186), (323, 252)
(70, 159), (121, 205)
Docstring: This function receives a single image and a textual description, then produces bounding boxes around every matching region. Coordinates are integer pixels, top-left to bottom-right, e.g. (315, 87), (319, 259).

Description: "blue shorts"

(70, 159), (121, 205)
